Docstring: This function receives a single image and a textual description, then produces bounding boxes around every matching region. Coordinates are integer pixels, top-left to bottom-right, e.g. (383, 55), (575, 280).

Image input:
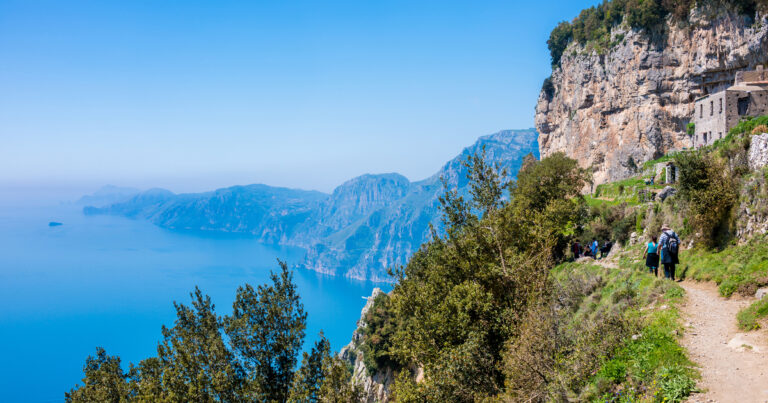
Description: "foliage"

(585, 262), (694, 401)
(224, 261), (307, 402)
(686, 122), (696, 136)
(582, 202), (637, 245)
(386, 152), (589, 401)
(675, 151), (738, 247)
(728, 115), (768, 137)
(66, 348), (133, 403)
(358, 293), (399, 376)
(463, 145), (510, 216)
(150, 287), (244, 402)
(67, 263), (350, 403)
(547, 22), (573, 66)
(316, 356), (364, 403)
(288, 334), (331, 402)
(678, 235), (768, 297)
(737, 297), (768, 330)
(509, 260), (698, 402)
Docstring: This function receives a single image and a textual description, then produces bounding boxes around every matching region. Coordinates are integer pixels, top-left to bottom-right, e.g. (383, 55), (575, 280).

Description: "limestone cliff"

(536, 6), (768, 186)
(339, 288), (395, 403)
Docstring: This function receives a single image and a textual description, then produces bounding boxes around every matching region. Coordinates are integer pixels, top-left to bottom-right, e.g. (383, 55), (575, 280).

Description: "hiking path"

(681, 281), (768, 403)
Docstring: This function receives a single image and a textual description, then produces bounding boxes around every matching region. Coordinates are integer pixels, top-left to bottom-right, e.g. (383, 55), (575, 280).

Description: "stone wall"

(693, 91), (727, 147)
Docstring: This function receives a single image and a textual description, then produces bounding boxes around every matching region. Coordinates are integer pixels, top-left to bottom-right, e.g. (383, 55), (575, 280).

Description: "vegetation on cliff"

(547, 0), (768, 67)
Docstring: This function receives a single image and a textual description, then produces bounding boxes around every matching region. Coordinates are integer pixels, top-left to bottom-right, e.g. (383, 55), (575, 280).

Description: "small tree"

(224, 260), (307, 402)
(289, 333), (331, 403)
(65, 348), (133, 402)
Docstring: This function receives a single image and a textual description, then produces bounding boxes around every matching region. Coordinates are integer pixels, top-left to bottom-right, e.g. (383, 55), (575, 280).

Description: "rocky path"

(681, 281), (768, 403)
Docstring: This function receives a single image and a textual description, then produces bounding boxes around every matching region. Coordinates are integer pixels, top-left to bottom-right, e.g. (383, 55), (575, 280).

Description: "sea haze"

(0, 201), (382, 403)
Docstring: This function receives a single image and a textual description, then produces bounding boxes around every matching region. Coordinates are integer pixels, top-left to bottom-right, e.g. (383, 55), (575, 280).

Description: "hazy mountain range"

(84, 129), (539, 281)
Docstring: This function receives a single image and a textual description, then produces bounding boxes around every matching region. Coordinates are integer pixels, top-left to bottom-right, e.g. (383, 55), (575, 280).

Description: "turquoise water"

(0, 202), (383, 402)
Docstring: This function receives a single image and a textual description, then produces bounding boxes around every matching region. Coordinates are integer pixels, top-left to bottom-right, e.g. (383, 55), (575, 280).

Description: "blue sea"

(0, 199), (384, 402)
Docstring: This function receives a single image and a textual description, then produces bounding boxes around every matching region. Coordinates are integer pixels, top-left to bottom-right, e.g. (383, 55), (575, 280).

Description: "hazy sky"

(1, 0), (598, 196)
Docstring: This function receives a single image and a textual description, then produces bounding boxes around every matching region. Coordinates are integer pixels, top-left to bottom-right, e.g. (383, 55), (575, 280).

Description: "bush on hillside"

(676, 151), (738, 247)
(359, 293), (399, 376)
(581, 202), (637, 246)
(388, 152), (589, 401)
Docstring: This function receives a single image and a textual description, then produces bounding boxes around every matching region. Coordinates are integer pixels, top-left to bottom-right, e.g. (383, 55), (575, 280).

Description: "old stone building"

(693, 66), (768, 147)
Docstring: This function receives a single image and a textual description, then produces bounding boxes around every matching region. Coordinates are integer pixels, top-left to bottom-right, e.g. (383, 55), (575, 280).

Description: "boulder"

(658, 186), (677, 202)
(755, 287), (768, 300)
(748, 133), (768, 171)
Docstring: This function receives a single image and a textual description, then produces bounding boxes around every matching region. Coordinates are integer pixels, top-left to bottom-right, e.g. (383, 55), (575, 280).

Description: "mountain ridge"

(84, 129), (539, 280)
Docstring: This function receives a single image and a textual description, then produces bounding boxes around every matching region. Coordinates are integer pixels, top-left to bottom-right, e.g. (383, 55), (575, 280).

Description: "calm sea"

(0, 200), (383, 402)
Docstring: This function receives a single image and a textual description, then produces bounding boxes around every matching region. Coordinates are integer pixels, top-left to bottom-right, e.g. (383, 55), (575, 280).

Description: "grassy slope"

(552, 253), (697, 402)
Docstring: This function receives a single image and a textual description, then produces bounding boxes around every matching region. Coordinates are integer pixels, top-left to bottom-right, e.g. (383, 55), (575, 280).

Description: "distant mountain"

(84, 185), (327, 244)
(301, 129), (540, 280)
(76, 185), (141, 208)
(84, 129), (539, 280)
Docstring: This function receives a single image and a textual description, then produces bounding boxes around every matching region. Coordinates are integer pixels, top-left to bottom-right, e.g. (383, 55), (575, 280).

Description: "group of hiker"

(643, 224), (681, 280)
(569, 224), (681, 281)
(571, 238), (613, 260)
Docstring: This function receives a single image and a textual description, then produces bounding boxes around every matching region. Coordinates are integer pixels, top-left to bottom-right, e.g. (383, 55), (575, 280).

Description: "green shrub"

(359, 293), (398, 375)
(548, 21), (573, 67)
(686, 122), (695, 136)
(675, 151), (738, 247)
(718, 276), (743, 298)
(658, 365), (697, 402)
(737, 297), (768, 330)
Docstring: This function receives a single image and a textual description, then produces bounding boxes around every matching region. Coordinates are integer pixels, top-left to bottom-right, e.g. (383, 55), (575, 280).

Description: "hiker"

(591, 238), (599, 260)
(659, 225), (681, 280)
(571, 240), (581, 260)
(600, 240), (613, 259)
(582, 243), (592, 258)
(643, 235), (660, 277)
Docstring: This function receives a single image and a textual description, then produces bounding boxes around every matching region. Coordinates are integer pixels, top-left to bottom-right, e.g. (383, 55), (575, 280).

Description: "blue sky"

(0, 0), (599, 196)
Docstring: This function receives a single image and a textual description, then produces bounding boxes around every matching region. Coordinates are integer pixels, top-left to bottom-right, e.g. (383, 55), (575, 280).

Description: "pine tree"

(224, 260), (307, 402)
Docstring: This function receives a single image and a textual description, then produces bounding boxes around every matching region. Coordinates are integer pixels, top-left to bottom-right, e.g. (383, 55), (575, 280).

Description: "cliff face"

(536, 7), (768, 186)
(339, 288), (395, 403)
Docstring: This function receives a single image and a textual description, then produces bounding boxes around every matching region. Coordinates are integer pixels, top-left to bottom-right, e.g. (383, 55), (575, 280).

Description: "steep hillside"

(302, 129), (540, 280)
(84, 129), (539, 281)
(536, 3), (768, 186)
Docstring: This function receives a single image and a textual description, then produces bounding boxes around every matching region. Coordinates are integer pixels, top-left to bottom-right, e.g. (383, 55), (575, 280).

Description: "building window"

(710, 100), (714, 116)
(700, 104), (703, 118)
(704, 132), (708, 144)
(719, 98), (723, 114)
(738, 97), (750, 115)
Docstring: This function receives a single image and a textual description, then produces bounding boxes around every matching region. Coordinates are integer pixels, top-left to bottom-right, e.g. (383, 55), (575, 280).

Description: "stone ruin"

(692, 66), (768, 148)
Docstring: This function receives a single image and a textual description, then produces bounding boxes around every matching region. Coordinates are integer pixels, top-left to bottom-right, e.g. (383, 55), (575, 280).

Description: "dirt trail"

(681, 281), (768, 403)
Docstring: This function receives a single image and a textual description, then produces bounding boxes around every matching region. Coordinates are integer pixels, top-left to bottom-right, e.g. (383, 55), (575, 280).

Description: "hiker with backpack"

(571, 240), (581, 260)
(659, 225), (681, 280)
(643, 235), (660, 277)
(600, 240), (613, 259)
